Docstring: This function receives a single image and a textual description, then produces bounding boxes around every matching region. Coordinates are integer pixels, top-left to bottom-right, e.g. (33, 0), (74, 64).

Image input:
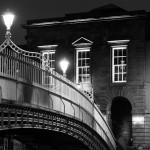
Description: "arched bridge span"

(0, 103), (109, 150)
(0, 37), (116, 150)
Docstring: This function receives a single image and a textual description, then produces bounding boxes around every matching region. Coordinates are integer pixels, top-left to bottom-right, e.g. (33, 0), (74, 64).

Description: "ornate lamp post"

(2, 11), (15, 38)
(2, 12), (15, 150)
(60, 58), (69, 77)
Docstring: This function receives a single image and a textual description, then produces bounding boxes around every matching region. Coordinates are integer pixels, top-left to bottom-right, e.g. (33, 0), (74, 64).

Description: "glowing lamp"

(132, 115), (144, 125)
(60, 58), (69, 77)
(2, 12), (14, 36)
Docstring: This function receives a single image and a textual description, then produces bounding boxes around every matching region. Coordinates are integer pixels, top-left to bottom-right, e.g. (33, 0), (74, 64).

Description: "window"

(38, 45), (57, 87)
(76, 48), (90, 83)
(42, 50), (55, 72)
(72, 37), (93, 84)
(112, 46), (127, 83)
(108, 40), (129, 83)
(41, 50), (55, 86)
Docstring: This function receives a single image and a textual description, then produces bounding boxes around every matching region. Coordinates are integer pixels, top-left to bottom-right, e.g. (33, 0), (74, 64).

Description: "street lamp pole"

(2, 12), (15, 150)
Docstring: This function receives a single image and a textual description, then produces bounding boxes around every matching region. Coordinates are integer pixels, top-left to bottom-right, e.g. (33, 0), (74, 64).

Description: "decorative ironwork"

(1, 36), (43, 61)
(0, 103), (109, 150)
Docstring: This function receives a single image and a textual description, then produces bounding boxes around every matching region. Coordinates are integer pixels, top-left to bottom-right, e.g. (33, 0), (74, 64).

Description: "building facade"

(23, 4), (150, 150)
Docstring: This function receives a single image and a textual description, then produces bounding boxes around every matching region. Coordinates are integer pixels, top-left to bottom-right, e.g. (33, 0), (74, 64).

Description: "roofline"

(23, 14), (146, 28)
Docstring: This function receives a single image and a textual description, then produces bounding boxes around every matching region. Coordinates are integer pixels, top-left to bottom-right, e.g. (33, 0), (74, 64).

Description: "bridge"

(0, 17), (116, 150)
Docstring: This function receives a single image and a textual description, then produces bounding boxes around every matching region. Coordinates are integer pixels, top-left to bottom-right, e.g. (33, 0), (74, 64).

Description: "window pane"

(48, 54), (51, 59)
(114, 50), (117, 56)
(52, 54), (55, 60)
(87, 67), (90, 74)
(123, 74), (126, 81)
(78, 60), (82, 66)
(87, 51), (90, 58)
(79, 68), (82, 75)
(118, 49), (122, 56)
(84, 51), (87, 58)
(44, 54), (47, 59)
(83, 68), (86, 74)
(78, 52), (81, 58)
(123, 57), (126, 64)
(119, 66), (123, 73)
(114, 58), (117, 65)
(51, 63), (55, 68)
(118, 57), (122, 64)
(86, 59), (90, 66)
(119, 74), (122, 81)
(82, 59), (86, 66)
(115, 66), (118, 73)
(114, 74), (118, 81)
(123, 49), (126, 56)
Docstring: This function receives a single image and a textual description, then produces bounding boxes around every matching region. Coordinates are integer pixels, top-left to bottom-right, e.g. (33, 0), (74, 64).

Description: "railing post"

(60, 98), (65, 114)
(48, 93), (53, 109)
(59, 80), (65, 114)
(79, 107), (83, 121)
(71, 103), (75, 117)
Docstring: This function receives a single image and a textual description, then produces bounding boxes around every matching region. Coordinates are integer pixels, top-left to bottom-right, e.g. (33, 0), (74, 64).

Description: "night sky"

(0, 0), (150, 45)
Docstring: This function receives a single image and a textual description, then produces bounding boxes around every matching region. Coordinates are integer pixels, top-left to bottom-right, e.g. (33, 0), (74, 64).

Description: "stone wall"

(25, 15), (149, 148)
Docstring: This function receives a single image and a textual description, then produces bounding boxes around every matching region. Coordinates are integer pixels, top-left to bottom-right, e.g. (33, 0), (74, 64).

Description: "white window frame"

(76, 48), (90, 84)
(42, 50), (55, 72)
(41, 50), (55, 86)
(72, 37), (93, 86)
(112, 45), (127, 83)
(108, 40), (130, 83)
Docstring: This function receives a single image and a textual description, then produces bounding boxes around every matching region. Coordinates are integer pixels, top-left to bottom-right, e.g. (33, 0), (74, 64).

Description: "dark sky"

(0, 0), (150, 45)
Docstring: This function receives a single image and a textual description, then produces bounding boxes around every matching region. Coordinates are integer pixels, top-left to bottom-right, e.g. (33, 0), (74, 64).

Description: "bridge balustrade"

(0, 39), (116, 150)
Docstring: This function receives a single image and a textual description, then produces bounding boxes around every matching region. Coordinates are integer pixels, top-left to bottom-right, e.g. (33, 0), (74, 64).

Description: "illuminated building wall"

(23, 4), (150, 150)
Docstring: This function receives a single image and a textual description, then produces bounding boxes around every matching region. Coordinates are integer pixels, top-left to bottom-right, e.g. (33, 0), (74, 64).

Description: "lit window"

(38, 45), (58, 87)
(76, 48), (90, 84)
(42, 50), (55, 86)
(108, 40), (130, 83)
(112, 46), (127, 83)
(42, 50), (55, 72)
(72, 37), (93, 84)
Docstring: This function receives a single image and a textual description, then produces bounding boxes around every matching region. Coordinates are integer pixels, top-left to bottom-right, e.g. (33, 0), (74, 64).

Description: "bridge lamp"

(2, 11), (15, 37)
(60, 58), (69, 77)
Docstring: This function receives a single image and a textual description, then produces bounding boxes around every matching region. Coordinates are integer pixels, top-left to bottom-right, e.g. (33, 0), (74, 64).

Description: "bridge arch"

(0, 103), (109, 150)
(0, 128), (88, 150)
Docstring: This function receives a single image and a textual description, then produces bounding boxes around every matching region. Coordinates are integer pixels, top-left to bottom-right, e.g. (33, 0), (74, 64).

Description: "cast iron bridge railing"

(0, 36), (116, 150)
